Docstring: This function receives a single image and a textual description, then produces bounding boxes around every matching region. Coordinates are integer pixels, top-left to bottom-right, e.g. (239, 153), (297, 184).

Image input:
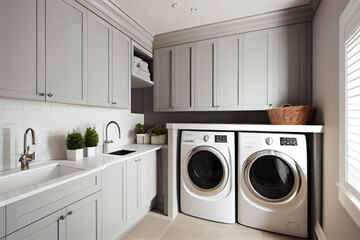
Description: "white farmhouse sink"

(0, 163), (85, 196)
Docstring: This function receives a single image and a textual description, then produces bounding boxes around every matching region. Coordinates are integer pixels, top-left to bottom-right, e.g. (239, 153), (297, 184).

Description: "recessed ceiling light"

(191, 7), (198, 12)
(172, 3), (180, 8)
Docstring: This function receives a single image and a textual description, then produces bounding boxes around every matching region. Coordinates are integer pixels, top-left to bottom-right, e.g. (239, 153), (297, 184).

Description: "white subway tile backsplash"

(0, 99), (144, 168)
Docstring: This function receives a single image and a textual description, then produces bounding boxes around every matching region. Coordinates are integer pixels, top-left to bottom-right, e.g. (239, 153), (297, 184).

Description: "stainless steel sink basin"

(108, 150), (136, 156)
(0, 163), (85, 195)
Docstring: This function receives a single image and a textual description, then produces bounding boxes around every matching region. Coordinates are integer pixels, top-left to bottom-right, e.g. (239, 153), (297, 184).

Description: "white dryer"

(238, 132), (308, 238)
(180, 131), (235, 223)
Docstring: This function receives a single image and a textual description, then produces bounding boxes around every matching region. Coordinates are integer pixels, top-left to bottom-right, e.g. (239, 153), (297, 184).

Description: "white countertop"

(166, 123), (324, 133)
(0, 144), (161, 207)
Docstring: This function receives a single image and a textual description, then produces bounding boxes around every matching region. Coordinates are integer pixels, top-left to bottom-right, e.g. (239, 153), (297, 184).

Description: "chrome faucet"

(19, 128), (36, 170)
(105, 121), (121, 144)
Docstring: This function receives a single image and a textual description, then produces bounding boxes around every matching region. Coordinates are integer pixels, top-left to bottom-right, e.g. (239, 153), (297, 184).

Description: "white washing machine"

(238, 132), (308, 238)
(180, 131), (235, 223)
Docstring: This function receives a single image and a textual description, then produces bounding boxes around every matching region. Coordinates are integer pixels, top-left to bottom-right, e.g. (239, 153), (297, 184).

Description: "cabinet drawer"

(0, 206), (4, 238)
(6, 171), (101, 234)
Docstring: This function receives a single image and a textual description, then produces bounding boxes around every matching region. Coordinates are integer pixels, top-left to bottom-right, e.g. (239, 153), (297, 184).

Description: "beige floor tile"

(127, 212), (173, 240)
(118, 234), (142, 240)
(160, 227), (202, 240)
(166, 213), (212, 240)
(206, 222), (262, 240)
(261, 231), (307, 240)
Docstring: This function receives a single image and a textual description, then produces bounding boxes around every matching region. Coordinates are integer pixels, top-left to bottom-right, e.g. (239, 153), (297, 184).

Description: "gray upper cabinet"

(112, 28), (131, 109)
(216, 35), (241, 110)
(242, 29), (274, 110)
(274, 23), (309, 107)
(88, 12), (111, 107)
(194, 39), (217, 111)
(46, 0), (88, 105)
(154, 47), (174, 111)
(0, 0), (45, 101)
(173, 43), (195, 111)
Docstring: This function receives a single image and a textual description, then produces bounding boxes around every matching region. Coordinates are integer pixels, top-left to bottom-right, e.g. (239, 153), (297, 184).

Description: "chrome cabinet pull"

(47, 93), (53, 97)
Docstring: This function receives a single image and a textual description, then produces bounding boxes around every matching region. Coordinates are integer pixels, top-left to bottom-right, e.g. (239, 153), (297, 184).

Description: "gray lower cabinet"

(126, 157), (141, 222)
(154, 47), (175, 111)
(6, 209), (66, 240)
(103, 161), (126, 240)
(194, 39), (217, 111)
(87, 11), (111, 107)
(0, 0), (45, 101)
(0, 207), (5, 239)
(6, 192), (101, 240)
(46, 0), (88, 105)
(242, 29), (274, 110)
(274, 22), (310, 107)
(112, 28), (131, 109)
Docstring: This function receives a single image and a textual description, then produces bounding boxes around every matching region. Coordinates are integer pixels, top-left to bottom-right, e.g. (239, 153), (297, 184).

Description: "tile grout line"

(203, 222), (214, 240)
(157, 214), (177, 240)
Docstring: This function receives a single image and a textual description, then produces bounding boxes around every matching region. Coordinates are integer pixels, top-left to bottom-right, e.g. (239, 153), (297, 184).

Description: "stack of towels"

(133, 56), (151, 81)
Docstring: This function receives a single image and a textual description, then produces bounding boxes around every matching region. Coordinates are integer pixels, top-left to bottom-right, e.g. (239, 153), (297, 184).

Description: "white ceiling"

(110, 0), (311, 36)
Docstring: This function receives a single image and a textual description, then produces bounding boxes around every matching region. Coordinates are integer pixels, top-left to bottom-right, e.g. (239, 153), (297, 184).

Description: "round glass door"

(244, 150), (300, 202)
(184, 146), (229, 196)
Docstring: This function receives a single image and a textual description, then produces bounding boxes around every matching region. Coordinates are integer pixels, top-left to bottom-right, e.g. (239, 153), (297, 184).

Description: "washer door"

(183, 146), (229, 197)
(243, 150), (301, 203)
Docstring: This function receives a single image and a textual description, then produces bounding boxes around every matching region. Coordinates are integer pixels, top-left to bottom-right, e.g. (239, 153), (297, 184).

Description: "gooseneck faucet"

(105, 121), (121, 143)
(19, 128), (36, 170)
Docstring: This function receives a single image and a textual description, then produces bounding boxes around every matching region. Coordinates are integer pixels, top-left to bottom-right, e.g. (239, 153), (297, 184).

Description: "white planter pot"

(151, 134), (167, 145)
(84, 146), (96, 157)
(66, 149), (83, 160)
(136, 134), (150, 144)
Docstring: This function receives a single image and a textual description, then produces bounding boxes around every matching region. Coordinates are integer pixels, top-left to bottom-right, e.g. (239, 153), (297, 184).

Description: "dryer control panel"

(280, 137), (298, 146)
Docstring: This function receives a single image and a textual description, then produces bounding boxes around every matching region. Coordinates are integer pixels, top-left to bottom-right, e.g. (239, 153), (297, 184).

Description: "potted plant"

(148, 125), (167, 145)
(66, 131), (84, 160)
(84, 127), (99, 157)
(134, 123), (151, 144)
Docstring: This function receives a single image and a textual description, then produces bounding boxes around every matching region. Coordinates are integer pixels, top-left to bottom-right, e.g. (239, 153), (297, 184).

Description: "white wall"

(0, 98), (143, 170)
(313, 0), (360, 239)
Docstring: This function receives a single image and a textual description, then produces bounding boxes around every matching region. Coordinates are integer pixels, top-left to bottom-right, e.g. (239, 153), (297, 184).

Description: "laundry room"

(0, 0), (360, 240)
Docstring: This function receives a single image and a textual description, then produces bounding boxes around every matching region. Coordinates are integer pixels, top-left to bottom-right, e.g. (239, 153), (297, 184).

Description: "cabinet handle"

(269, 104), (273, 107)
(68, 211), (73, 216)
(139, 159), (142, 162)
(39, 93), (45, 96)
(58, 211), (73, 221)
(47, 93), (53, 97)
(112, 102), (117, 105)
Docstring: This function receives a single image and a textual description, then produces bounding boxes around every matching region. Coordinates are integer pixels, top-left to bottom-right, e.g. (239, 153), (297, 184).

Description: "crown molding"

(77, 0), (154, 53)
(311, 0), (322, 14)
(153, 5), (314, 49)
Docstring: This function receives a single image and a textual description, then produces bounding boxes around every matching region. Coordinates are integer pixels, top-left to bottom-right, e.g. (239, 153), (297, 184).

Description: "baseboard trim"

(315, 221), (327, 240)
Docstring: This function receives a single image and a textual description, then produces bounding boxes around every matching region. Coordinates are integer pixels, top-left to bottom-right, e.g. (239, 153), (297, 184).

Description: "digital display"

(215, 135), (227, 143)
(280, 137), (297, 146)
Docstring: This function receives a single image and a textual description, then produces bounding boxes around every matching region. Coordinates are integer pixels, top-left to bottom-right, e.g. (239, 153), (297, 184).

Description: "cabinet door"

(148, 152), (157, 201)
(173, 43), (195, 111)
(140, 157), (149, 208)
(274, 23), (308, 107)
(103, 162), (126, 238)
(126, 157), (141, 221)
(46, 0), (87, 104)
(6, 209), (66, 240)
(242, 29), (274, 110)
(216, 35), (241, 110)
(0, 0), (45, 101)
(88, 12), (111, 107)
(66, 192), (102, 240)
(112, 28), (131, 109)
(194, 39), (217, 111)
(154, 47), (175, 111)
(0, 207), (4, 239)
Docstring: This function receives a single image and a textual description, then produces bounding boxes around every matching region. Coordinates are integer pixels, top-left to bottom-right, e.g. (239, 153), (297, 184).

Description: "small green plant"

(84, 127), (99, 147)
(148, 125), (167, 136)
(66, 131), (84, 150)
(134, 123), (153, 134)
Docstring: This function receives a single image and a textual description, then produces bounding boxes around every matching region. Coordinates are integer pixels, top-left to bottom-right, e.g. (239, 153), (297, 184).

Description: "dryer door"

(243, 150), (301, 203)
(183, 146), (229, 197)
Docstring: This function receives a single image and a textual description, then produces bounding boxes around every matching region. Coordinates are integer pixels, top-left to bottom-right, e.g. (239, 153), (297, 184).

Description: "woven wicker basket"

(266, 104), (316, 125)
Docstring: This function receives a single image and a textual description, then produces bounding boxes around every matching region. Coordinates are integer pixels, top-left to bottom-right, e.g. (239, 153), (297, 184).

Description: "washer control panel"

(215, 135), (227, 143)
(280, 137), (298, 146)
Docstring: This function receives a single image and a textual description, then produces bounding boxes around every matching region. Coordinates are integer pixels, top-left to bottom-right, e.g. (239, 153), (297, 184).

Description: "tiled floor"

(119, 211), (306, 240)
